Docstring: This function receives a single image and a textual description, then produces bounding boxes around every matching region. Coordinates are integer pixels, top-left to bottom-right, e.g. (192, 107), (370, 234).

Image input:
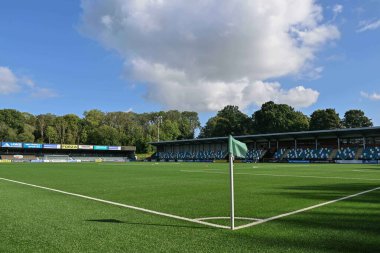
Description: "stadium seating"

(157, 149), (267, 161)
(274, 149), (287, 159)
(286, 148), (332, 160)
(157, 150), (228, 161)
(245, 149), (265, 161)
(157, 147), (377, 161)
(360, 147), (380, 160)
(335, 147), (357, 160)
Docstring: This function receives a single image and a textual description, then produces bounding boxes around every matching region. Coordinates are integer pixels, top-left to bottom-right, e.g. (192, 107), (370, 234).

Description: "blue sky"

(0, 0), (379, 126)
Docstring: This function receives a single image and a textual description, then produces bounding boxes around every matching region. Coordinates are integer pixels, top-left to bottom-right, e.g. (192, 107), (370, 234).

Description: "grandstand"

(150, 127), (380, 163)
(0, 142), (136, 163)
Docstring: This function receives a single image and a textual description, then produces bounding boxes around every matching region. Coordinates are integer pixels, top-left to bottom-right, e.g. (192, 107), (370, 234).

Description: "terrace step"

(355, 147), (363, 160)
(280, 149), (290, 160)
(329, 149), (338, 159)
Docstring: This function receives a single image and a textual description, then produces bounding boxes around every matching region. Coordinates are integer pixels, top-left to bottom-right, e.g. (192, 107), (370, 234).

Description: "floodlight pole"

(156, 116), (163, 142)
(229, 152), (235, 230)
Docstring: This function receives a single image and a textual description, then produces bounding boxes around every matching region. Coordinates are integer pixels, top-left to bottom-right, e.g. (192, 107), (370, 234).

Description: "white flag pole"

(229, 152), (235, 230)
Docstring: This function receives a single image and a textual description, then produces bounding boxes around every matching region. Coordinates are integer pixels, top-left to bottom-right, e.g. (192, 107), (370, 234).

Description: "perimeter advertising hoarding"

(78, 145), (94, 150)
(61, 144), (79, 150)
(93, 145), (108, 150)
(43, 144), (61, 149)
(108, 146), (121, 151)
(23, 143), (43, 149)
(121, 146), (136, 151)
(1, 142), (22, 148)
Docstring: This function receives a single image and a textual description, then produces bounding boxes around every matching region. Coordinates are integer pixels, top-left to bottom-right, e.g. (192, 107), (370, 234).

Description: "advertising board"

(94, 145), (108, 150)
(1, 142), (22, 148)
(108, 146), (121, 151)
(78, 145), (94, 150)
(61, 144), (79, 150)
(23, 143), (43, 149)
(43, 144), (61, 149)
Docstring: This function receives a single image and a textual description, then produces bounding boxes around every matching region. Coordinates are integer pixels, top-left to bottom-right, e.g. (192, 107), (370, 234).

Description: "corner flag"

(228, 135), (247, 230)
(228, 135), (248, 158)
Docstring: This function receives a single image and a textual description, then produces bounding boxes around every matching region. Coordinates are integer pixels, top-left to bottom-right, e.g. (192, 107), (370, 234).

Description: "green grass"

(0, 162), (379, 252)
(135, 153), (154, 160)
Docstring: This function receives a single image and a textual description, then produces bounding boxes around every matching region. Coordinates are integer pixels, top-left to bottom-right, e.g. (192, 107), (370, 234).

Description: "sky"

(0, 0), (379, 126)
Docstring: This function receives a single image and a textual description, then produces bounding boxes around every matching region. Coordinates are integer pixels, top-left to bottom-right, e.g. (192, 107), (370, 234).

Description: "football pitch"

(0, 162), (379, 252)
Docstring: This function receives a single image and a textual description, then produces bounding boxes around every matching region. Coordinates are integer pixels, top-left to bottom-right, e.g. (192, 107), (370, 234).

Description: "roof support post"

(337, 137), (341, 150)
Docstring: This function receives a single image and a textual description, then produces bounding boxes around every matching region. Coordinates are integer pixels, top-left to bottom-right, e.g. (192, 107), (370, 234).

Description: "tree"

(342, 109), (373, 128)
(252, 101), (309, 133)
(35, 114), (56, 142)
(309, 109), (341, 130)
(83, 109), (105, 127)
(179, 111), (201, 139)
(45, 126), (58, 144)
(89, 125), (122, 145)
(54, 117), (68, 143)
(63, 114), (81, 144)
(199, 105), (251, 138)
(17, 124), (35, 142)
(0, 121), (17, 141)
(0, 109), (25, 133)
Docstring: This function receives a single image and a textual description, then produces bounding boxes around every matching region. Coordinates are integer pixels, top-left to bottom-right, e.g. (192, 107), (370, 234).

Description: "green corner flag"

(228, 135), (248, 158)
(228, 135), (247, 230)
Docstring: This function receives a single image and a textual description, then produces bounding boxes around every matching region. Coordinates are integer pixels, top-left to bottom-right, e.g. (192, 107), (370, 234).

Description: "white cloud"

(357, 19), (380, 32)
(30, 87), (58, 98)
(81, 0), (339, 111)
(0, 67), (21, 94)
(133, 59), (319, 111)
(0, 66), (57, 98)
(361, 91), (380, 101)
(333, 4), (343, 15)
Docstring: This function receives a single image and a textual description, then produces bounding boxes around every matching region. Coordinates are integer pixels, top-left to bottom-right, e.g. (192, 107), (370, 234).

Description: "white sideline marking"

(353, 170), (380, 173)
(234, 186), (380, 230)
(180, 170), (380, 181)
(0, 177), (228, 230)
(195, 217), (262, 222)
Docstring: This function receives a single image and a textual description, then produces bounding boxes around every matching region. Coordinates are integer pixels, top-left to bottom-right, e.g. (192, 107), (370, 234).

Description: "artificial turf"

(0, 162), (379, 252)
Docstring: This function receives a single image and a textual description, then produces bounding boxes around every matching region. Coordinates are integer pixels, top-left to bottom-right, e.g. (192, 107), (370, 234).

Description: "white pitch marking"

(195, 217), (262, 222)
(99, 164), (162, 166)
(0, 177), (229, 230)
(234, 186), (380, 230)
(180, 170), (380, 181)
(352, 170), (380, 173)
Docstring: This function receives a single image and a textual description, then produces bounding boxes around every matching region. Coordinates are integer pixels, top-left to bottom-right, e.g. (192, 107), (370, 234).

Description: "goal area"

(43, 155), (71, 163)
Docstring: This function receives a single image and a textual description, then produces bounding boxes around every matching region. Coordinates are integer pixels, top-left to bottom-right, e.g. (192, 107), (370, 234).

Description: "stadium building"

(0, 142), (136, 163)
(151, 127), (380, 163)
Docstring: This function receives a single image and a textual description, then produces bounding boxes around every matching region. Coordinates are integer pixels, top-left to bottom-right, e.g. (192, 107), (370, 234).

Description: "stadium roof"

(150, 126), (380, 146)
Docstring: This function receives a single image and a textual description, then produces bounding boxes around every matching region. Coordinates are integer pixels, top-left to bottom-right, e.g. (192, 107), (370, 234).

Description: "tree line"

(0, 101), (374, 153)
(200, 102), (373, 137)
(0, 109), (200, 153)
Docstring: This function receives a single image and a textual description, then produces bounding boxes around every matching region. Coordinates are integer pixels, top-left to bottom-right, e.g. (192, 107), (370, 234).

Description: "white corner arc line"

(0, 177), (229, 230)
(234, 186), (380, 230)
(195, 217), (262, 221)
